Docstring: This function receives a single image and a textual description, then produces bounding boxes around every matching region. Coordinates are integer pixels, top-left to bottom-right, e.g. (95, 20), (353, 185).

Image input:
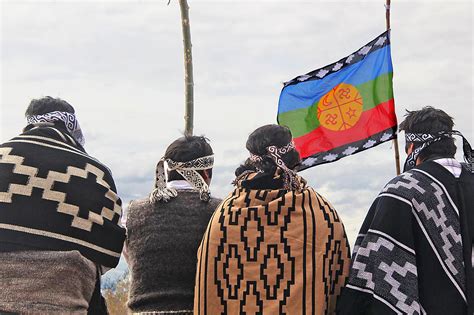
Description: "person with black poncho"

(337, 107), (474, 315)
(0, 97), (126, 314)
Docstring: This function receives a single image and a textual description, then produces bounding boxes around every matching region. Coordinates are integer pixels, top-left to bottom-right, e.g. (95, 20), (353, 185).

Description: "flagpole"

(385, 0), (391, 30)
(179, 0), (194, 137)
(385, 0), (401, 175)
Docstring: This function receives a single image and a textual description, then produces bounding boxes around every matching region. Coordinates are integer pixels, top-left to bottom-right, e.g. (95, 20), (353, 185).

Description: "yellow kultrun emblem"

(317, 83), (363, 131)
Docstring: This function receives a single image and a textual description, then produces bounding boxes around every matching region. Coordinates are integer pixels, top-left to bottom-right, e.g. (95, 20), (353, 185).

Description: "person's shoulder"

(380, 170), (420, 192)
(375, 170), (430, 208)
(302, 186), (334, 208)
(302, 185), (323, 198)
(128, 197), (152, 212)
(386, 170), (414, 184)
(208, 196), (223, 208)
(461, 163), (474, 176)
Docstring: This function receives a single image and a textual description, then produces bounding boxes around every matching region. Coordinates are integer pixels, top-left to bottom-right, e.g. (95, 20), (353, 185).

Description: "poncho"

(0, 125), (125, 267)
(194, 172), (351, 314)
(337, 161), (474, 315)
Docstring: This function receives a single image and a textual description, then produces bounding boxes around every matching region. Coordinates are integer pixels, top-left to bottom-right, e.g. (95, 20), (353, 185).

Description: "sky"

(1, 0), (473, 276)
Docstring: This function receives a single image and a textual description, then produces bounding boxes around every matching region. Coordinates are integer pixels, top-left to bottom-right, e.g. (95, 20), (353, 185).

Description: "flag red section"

(294, 100), (396, 158)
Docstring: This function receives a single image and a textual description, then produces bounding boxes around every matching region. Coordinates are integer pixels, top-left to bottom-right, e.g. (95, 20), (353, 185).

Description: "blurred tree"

(103, 274), (129, 315)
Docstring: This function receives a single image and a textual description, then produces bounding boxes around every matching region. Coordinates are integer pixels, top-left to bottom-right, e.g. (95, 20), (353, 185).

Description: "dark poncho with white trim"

(337, 161), (474, 315)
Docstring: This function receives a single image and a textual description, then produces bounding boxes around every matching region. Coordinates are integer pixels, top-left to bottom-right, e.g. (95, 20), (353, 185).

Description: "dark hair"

(399, 106), (456, 161)
(165, 135), (213, 181)
(25, 96), (75, 117)
(235, 124), (300, 176)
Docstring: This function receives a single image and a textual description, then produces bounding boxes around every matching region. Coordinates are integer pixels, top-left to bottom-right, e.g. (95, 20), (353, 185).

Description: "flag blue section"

(278, 45), (393, 114)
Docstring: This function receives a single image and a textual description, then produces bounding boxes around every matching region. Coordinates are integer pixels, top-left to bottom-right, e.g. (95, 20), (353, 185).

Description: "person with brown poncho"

(194, 124), (351, 314)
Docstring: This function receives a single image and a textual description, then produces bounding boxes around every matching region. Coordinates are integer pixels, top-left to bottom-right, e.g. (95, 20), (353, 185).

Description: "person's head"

(235, 124), (300, 176)
(165, 135), (214, 184)
(399, 106), (456, 162)
(25, 96), (75, 117)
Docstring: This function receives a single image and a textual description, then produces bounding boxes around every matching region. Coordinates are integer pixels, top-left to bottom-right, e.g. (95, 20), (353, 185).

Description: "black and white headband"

(150, 155), (214, 203)
(404, 130), (473, 172)
(26, 111), (85, 147)
(247, 141), (303, 191)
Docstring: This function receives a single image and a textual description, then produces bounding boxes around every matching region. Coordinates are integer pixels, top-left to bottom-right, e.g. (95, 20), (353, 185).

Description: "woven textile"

(150, 155), (214, 203)
(403, 130), (474, 172)
(126, 192), (222, 313)
(0, 126), (125, 267)
(27, 111), (85, 146)
(247, 142), (302, 191)
(194, 172), (351, 314)
(338, 161), (474, 315)
(0, 250), (96, 313)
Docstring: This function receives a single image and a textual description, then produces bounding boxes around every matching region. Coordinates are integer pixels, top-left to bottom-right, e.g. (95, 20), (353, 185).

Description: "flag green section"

(278, 72), (394, 138)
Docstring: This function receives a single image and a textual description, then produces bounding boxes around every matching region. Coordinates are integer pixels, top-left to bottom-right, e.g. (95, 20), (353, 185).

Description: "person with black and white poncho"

(124, 135), (222, 315)
(337, 107), (474, 315)
(0, 97), (126, 314)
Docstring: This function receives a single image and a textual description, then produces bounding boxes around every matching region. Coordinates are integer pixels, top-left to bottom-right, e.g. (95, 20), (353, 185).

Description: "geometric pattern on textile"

(214, 189), (296, 314)
(279, 30), (396, 171)
(349, 232), (422, 315)
(317, 193), (348, 310)
(195, 177), (351, 315)
(382, 170), (465, 295)
(283, 32), (389, 87)
(26, 110), (85, 146)
(0, 146), (121, 232)
(0, 128), (125, 268)
(297, 127), (396, 171)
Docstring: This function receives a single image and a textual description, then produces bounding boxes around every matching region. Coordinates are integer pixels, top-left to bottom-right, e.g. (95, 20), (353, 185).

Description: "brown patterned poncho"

(194, 172), (351, 314)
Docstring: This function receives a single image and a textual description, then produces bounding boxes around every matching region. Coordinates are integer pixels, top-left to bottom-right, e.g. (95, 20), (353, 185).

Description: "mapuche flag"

(278, 31), (397, 171)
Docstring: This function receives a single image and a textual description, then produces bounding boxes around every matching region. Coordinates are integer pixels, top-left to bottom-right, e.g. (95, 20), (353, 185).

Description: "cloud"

(1, 1), (472, 251)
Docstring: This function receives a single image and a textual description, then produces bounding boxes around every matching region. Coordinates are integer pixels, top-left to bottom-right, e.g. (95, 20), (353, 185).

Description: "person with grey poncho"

(124, 135), (221, 315)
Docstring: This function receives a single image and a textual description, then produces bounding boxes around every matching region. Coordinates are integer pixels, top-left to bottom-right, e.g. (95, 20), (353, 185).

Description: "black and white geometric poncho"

(0, 125), (125, 268)
(337, 161), (474, 315)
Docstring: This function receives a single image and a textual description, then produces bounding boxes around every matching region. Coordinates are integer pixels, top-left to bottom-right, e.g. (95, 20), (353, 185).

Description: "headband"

(404, 130), (473, 172)
(247, 141), (303, 191)
(27, 111), (85, 147)
(150, 155), (214, 203)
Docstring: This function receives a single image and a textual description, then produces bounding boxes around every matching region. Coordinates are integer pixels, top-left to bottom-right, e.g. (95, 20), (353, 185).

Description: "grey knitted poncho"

(126, 191), (221, 314)
(0, 250), (96, 314)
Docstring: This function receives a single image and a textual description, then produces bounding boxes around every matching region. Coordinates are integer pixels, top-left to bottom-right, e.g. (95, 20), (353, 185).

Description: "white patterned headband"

(248, 141), (303, 191)
(404, 130), (473, 172)
(150, 155), (214, 203)
(26, 111), (85, 147)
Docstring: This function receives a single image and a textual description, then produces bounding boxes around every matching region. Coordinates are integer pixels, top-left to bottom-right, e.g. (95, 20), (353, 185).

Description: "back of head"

(235, 124), (300, 177)
(25, 96), (75, 117)
(399, 106), (456, 161)
(165, 135), (213, 181)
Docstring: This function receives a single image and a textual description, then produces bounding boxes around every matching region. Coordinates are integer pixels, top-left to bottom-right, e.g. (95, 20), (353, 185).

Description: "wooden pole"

(385, 0), (391, 30)
(386, 0), (401, 175)
(179, 0), (194, 137)
(393, 136), (401, 175)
